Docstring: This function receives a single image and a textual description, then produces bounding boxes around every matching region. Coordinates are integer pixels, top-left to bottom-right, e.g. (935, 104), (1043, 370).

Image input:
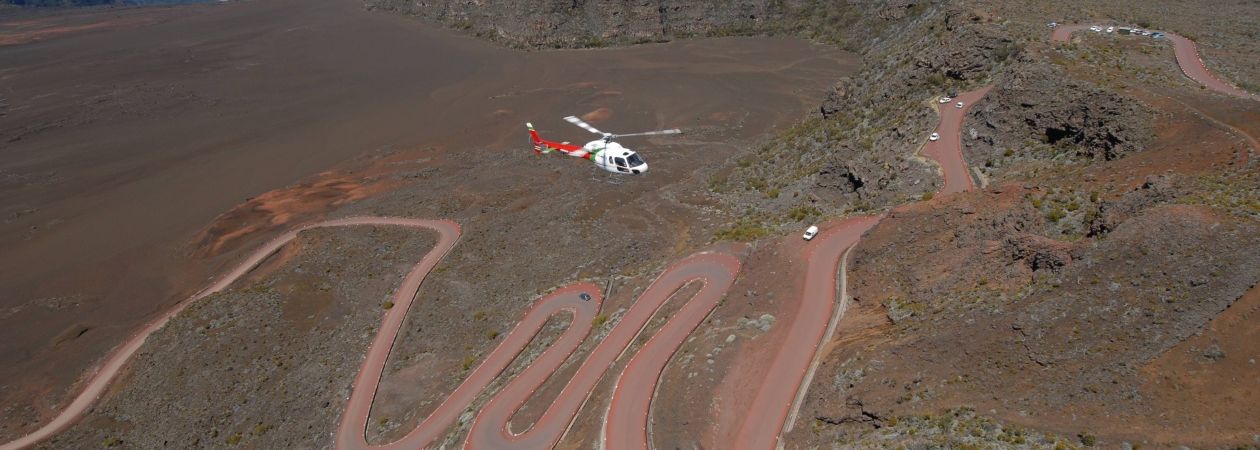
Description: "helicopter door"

(613, 157), (630, 173)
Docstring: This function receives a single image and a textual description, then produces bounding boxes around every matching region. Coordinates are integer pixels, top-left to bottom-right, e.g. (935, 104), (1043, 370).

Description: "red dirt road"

(470, 253), (739, 450)
(1051, 25), (1260, 101)
(732, 215), (881, 450)
(1, 59), (995, 450)
(922, 87), (994, 195)
(0, 217), (461, 450)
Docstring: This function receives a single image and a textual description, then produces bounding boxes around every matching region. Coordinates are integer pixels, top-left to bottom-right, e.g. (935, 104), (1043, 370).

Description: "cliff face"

(364, 0), (793, 48)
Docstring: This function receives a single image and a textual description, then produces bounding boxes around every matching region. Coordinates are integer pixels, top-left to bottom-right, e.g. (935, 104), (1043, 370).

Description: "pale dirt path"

(1051, 24), (1260, 101)
(0, 217), (461, 450)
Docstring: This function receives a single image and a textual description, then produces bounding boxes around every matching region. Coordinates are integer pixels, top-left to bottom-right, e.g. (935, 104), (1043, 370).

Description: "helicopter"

(527, 116), (681, 174)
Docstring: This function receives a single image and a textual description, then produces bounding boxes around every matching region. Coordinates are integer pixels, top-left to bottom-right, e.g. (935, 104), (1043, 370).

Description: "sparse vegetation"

(592, 314), (609, 327)
(712, 218), (771, 242)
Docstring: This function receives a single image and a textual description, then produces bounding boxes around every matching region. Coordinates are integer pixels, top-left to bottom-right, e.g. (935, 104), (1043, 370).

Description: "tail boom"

(527, 122), (587, 158)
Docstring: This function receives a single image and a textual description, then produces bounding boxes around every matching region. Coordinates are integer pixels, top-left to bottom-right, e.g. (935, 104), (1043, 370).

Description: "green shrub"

(713, 219), (771, 242)
(922, 191), (934, 201)
(788, 205), (821, 221)
(592, 314), (609, 327)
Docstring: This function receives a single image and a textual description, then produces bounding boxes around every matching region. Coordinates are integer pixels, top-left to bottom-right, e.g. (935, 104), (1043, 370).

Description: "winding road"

(1051, 24), (1260, 101)
(1, 77), (999, 450)
(0, 217), (463, 450)
(922, 87), (994, 195)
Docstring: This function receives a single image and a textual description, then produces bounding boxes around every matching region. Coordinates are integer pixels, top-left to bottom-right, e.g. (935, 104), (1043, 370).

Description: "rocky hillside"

(361, 0), (940, 51)
(368, 0), (1260, 447)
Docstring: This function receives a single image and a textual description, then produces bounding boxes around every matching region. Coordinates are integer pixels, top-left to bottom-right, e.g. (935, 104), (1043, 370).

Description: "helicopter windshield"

(627, 153), (645, 166)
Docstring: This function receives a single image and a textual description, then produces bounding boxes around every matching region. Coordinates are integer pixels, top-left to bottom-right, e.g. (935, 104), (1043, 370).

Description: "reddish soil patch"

(193, 172), (394, 257)
(580, 107), (614, 124)
(0, 14), (155, 46)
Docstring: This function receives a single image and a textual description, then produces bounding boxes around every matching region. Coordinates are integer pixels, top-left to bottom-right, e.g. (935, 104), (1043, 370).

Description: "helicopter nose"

(633, 164), (647, 174)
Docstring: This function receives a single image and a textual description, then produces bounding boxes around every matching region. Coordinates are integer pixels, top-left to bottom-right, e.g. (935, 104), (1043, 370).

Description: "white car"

(803, 225), (819, 241)
(1106, 26), (1115, 33)
(929, 132), (940, 141)
(1089, 26), (1102, 32)
(955, 101), (964, 109)
(938, 96), (952, 104)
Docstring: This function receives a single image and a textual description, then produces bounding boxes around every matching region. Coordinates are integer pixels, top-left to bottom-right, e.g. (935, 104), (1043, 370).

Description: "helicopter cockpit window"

(627, 153), (645, 166)
(614, 157), (628, 167)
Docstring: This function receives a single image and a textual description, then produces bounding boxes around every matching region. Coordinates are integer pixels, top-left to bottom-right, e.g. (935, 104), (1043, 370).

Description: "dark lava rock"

(1003, 232), (1075, 272)
(1088, 174), (1181, 236)
(969, 63), (1154, 163)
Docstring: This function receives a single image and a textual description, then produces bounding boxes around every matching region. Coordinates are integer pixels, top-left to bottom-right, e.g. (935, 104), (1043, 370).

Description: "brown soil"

(1140, 284), (1260, 443)
(0, 0), (859, 445)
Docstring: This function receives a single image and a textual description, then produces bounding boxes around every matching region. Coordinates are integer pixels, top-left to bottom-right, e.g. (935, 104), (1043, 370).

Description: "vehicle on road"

(955, 101), (965, 109)
(939, 96), (952, 104)
(802, 225), (819, 241)
(929, 132), (940, 141)
(1106, 26), (1115, 33)
(527, 117), (681, 175)
(1151, 32), (1165, 39)
(1047, 22), (1057, 28)
(1090, 26), (1102, 32)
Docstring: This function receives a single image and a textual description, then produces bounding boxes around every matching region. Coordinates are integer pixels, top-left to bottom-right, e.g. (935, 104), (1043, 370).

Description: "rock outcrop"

(969, 63), (1154, 162)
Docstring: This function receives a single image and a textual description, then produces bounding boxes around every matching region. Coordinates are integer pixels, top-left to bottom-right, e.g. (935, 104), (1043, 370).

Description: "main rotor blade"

(563, 116), (605, 136)
(612, 129), (682, 138)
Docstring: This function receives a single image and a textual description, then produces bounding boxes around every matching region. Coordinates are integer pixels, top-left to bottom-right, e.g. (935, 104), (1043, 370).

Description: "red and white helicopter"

(527, 116), (681, 174)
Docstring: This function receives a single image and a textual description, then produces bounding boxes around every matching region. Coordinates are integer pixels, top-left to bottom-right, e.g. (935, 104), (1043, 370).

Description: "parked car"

(1106, 26), (1115, 33)
(929, 132), (940, 141)
(955, 101), (965, 109)
(1151, 32), (1165, 39)
(803, 225), (819, 241)
(1047, 22), (1058, 28)
(1090, 26), (1102, 32)
(939, 96), (952, 104)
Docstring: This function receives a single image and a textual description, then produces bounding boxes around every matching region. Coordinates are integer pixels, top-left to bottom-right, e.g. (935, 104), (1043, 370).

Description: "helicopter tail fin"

(526, 122), (547, 154)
